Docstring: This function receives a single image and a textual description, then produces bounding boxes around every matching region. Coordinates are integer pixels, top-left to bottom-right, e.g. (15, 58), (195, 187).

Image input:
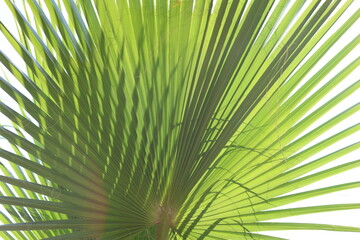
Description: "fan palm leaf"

(0, 0), (359, 239)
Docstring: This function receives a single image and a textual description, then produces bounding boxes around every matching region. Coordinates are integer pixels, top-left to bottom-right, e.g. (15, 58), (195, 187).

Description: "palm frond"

(0, 0), (359, 239)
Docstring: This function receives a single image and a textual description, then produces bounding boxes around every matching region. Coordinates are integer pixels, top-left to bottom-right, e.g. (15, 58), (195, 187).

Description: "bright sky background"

(0, 0), (359, 239)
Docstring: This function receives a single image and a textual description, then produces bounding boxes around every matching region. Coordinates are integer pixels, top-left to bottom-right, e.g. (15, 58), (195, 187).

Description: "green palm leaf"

(0, 0), (359, 239)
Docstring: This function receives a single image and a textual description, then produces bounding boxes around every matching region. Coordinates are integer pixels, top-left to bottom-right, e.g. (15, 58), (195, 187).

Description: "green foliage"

(0, 0), (359, 239)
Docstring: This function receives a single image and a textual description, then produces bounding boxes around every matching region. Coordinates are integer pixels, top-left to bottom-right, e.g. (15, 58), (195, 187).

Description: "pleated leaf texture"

(0, 0), (359, 239)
